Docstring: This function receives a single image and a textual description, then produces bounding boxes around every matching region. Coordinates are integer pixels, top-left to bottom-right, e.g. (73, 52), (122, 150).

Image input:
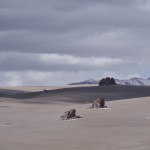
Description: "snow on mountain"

(127, 77), (150, 85)
(114, 79), (128, 85)
(69, 77), (150, 86)
(116, 77), (150, 86)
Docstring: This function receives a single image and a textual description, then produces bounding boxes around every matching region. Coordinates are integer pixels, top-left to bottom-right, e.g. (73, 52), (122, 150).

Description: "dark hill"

(1, 85), (150, 104)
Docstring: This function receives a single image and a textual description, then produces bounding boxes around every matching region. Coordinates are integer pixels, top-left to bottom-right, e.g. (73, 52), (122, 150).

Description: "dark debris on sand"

(60, 109), (81, 120)
(90, 97), (105, 108)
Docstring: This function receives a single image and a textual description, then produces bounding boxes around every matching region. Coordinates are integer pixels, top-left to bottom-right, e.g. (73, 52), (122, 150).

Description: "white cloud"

(0, 52), (136, 72)
(40, 53), (124, 68)
(0, 71), (23, 86)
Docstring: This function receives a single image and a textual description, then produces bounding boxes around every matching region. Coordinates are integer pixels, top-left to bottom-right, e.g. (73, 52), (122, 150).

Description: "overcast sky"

(0, 0), (150, 85)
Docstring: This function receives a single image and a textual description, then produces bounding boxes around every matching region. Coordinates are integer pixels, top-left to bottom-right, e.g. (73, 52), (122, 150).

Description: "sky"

(0, 0), (150, 86)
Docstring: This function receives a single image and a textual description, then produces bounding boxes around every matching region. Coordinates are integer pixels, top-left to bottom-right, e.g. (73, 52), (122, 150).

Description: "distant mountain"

(69, 77), (150, 86)
(69, 79), (98, 85)
(116, 77), (150, 86)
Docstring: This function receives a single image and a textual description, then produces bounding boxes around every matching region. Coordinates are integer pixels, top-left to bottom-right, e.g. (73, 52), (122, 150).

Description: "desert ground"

(0, 85), (150, 150)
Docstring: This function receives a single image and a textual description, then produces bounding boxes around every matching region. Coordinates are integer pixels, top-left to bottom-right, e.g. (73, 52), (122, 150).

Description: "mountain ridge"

(69, 77), (150, 86)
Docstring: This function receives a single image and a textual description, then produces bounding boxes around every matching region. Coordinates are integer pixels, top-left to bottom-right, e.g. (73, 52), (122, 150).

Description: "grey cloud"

(0, 66), (145, 86)
(0, 71), (92, 86)
(0, 0), (150, 59)
(0, 0), (150, 85)
(1, 2), (150, 32)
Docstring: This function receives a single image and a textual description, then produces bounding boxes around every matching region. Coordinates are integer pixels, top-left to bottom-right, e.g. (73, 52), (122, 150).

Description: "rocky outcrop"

(99, 77), (116, 86)
(91, 97), (105, 108)
(60, 109), (80, 120)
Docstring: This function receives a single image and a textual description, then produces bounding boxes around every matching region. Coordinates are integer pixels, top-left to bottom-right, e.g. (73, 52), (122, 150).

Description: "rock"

(43, 89), (48, 94)
(60, 109), (80, 120)
(91, 97), (105, 108)
(99, 77), (116, 86)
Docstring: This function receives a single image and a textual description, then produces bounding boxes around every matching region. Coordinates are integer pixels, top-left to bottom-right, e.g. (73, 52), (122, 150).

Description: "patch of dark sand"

(0, 85), (150, 104)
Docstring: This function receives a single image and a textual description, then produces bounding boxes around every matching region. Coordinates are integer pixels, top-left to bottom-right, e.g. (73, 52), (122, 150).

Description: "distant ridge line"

(69, 77), (150, 86)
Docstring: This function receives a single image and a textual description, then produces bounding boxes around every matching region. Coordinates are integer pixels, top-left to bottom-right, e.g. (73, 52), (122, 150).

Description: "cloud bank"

(0, 0), (150, 85)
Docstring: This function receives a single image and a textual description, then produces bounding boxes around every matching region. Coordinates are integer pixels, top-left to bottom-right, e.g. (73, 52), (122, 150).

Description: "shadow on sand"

(0, 85), (150, 104)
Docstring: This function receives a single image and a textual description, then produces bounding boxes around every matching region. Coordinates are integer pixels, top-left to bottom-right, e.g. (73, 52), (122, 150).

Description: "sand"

(0, 84), (97, 92)
(0, 86), (150, 150)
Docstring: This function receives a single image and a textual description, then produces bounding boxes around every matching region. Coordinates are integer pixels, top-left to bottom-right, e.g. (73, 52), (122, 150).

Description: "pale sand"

(0, 84), (97, 92)
(0, 96), (150, 150)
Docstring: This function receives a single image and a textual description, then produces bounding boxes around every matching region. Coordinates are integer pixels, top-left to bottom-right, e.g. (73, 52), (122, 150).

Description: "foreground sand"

(0, 96), (150, 150)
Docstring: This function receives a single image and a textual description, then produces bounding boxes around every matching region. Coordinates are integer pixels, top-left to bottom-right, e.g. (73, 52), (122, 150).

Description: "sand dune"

(0, 85), (150, 104)
(0, 85), (150, 150)
(0, 84), (97, 92)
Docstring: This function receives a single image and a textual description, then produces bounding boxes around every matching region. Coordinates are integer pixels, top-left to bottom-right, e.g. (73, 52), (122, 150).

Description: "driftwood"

(60, 109), (81, 120)
(90, 97), (105, 108)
